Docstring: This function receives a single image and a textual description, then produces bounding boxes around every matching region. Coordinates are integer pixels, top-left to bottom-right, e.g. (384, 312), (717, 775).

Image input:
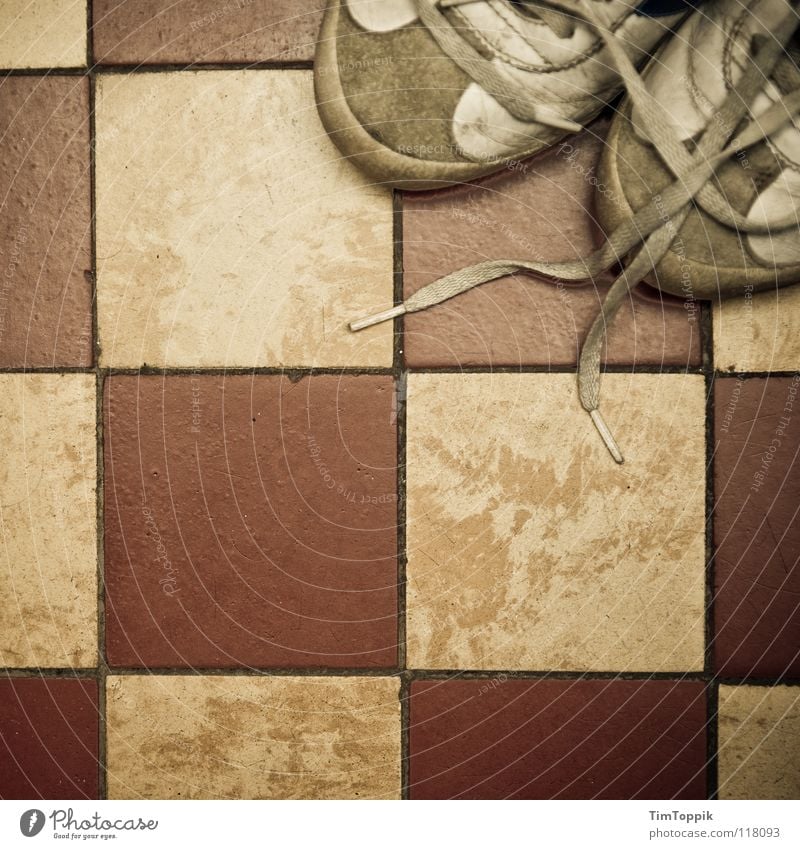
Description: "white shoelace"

(349, 0), (800, 463)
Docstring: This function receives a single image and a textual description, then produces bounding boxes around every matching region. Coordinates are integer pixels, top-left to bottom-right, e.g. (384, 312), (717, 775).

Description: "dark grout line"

(713, 369), (800, 379)
(102, 667), (403, 677)
(700, 302), (717, 801)
(398, 364), (707, 375)
(703, 308), (716, 679)
(399, 671), (412, 800)
(3, 364), (797, 378)
(95, 367), (108, 803)
(407, 670), (712, 681)
(0, 366), (96, 373)
(92, 61), (314, 74)
(406, 671), (793, 685)
(100, 366), (396, 377)
(0, 364), (709, 376)
(87, 51), (109, 801)
(706, 679), (719, 800)
(5, 666), (799, 684)
(1, 62), (314, 77)
(717, 676), (800, 687)
(3, 364), (795, 378)
(393, 190), (407, 676)
(393, 191), (410, 801)
(86, 0), (93, 70)
(0, 668), (99, 678)
(2, 67), (89, 77)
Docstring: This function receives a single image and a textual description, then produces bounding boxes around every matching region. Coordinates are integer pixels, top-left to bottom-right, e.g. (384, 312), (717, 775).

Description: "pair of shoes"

(314, 0), (800, 463)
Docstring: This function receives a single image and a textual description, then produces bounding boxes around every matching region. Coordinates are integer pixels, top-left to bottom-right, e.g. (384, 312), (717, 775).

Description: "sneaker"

(314, 0), (691, 189)
(349, 0), (800, 461)
(597, 0), (800, 300)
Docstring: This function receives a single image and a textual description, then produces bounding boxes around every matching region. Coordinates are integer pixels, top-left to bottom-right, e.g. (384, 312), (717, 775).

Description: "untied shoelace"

(349, 0), (800, 462)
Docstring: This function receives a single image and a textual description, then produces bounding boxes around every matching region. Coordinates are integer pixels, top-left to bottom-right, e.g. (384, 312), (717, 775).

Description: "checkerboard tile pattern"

(1, 5), (799, 801)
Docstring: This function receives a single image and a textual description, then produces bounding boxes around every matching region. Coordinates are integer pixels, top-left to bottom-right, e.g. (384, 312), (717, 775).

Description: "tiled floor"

(1, 1), (799, 801)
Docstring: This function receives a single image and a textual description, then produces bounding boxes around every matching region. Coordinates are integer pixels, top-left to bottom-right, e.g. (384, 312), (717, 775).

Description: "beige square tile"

(713, 286), (800, 372)
(95, 71), (393, 368)
(0, 374), (97, 667)
(719, 685), (800, 800)
(106, 675), (401, 799)
(0, 1), (87, 68)
(406, 373), (706, 671)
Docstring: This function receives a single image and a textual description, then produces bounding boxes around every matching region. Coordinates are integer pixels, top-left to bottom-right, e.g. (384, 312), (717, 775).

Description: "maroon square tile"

(714, 376), (800, 678)
(409, 678), (707, 799)
(0, 678), (99, 800)
(92, 1), (322, 65)
(0, 76), (92, 367)
(104, 374), (398, 669)
(402, 120), (700, 368)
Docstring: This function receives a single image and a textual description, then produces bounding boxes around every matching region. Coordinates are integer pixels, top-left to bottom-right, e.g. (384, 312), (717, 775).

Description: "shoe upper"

(599, 0), (800, 295)
(324, 0), (687, 169)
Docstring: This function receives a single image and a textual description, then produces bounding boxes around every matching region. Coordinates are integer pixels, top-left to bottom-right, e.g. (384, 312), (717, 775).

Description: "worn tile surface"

(402, 121), (701, 368)
(3, 1), (800, 803)
(713, 287), (800, 372)
(106, 675), (400, 799)
(0, 76), (92, 367)
(0, 1), (87, 68)
(93, 0), (322, 65)
(95, 71), (393, 368)
(0, 677), (99, 799)
(0, 375), (97, 668)
(718, 685), (800, 800)
(409, 678), (707, 799)
(714, 376), (800, 679)
(104, 375), (397, 668)
(406, 373), (706, 671)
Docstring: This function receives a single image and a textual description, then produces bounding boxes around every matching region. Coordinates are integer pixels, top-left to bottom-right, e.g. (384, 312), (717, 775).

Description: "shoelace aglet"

(349, 304), (406, 332)
(589, 409), (624, 464)
(535, 111), (582, 133)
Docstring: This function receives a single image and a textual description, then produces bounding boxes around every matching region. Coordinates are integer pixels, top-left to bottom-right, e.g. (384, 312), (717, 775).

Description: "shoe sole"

(314, 0), (585, 191)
